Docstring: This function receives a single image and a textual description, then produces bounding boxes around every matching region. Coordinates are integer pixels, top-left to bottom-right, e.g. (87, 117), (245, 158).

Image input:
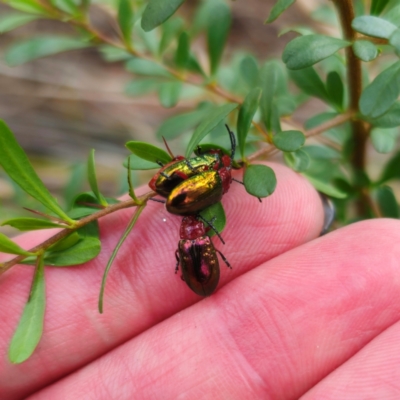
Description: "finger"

(301, 320), (400, 399)
(1, 163), (324, 398)
(27, 219), (400, 399)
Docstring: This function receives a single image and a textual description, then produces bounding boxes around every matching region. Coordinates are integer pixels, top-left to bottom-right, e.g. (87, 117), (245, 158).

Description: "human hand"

(1, 163), (400, 399)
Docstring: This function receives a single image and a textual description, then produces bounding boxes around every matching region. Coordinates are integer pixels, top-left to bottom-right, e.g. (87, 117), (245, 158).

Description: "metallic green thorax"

(154, 154), (220, 197)
(166, 170), (223, 215)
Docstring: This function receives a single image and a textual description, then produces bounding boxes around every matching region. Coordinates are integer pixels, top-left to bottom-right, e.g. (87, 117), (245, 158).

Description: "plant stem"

(332, 0), (372, 215)
(0, 192), (154, 274)
(247, 110), (354, 162)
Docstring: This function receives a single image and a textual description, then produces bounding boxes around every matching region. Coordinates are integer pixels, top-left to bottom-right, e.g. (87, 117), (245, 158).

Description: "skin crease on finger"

(26, 219), (400, 400)
(301, 319), (400, 399)
(0, 162), (324, 399)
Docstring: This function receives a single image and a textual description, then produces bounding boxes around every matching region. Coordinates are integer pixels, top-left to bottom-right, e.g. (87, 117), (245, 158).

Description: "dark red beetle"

(175, 215), (231, 296)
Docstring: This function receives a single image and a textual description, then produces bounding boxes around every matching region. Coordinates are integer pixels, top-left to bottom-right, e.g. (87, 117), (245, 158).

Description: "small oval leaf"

(125, 141), (172, 164)
(207, 1), (231, 76)
(352, 40), (378, 62)
(185, 103), (238, 157)
(123, 155), (159, 170)
(303, 174), (347, 199)
(141, 0), (186, 32)
(0, 232), (34, 256)
(8, 255), (45, 364)
(244, 164), (277, 198)
(0, 121), (73, 223)
(5, 36), (89, 66)
(282, 34), (350, 70)
(266, 0), (296, 23)
(376, 185), (399, 218)
(284, 149), (310, 172)
(199, 202), (226, 238)
(370, 127), (397, 153)
(237, 87), (262, 158)
(359, 60), (400, 118)
(158, 81), (182, 108)
(0, 13), (38, 33)
(2, 218), (65, 231)
(352, 15), (397, 39)
(273, 130), (305, 152)
(88, 149), (107, 206)
(118, 0), (134, 46)
(326, 71), (344, 110)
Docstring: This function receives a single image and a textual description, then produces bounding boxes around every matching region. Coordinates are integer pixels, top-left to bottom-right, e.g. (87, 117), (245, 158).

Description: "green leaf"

(199, 202), (226, 239)
(352, 16), (397, 39)
(126, 58), (171, 78)
(156, 105), (212, 140)
(273, 130), (305, 152)
(185, 103), (238, 157)
(141, 0), (185, 32)
(125, 78), (159, 96)
(5, 36), (89, 66)
(6, 0), (49, 15)
(359, 60), (400, 118)
(379, 151), (400, 183)
(302, 145), (341, 160)
(259, 60), (281, 131)
(284, 149), (310, 172)
(123, 155), (159, 170)
(8, 254), (45, 364)
(240, 56), (259, 88)
(0, 13), (38, 33)
(175, 31), (190, 70)
(237, 88), (262, 158)
(282, 34), (350, 70)
(389, 29), (400, 51)
(376, 185), (399, 218)
(0, 232), (34, 256)
(383, 4), (400, 26)
(326, 71), (344, 110)
(125, 141), (172, 164)
(207, 1), (231, 76)
(289, 67), (329, 102)
(99, 205), (145, 313)
(48, 232), (80, 252)
(159, 17), (184, 55)
(368, 102), (400, 127)
(42, 223), (100, 266)
(87, 149), (107, 206)
(244, 164), (277, 198)
(352, 40), (378, 62)
(0, 121), (73, 223)
(266, 0), (296, 23)
(99, 45), (132, 62)
(51, 0), (79, 14)
(370, 127), (397, 153)
(118, 0), (134, 46)
(2, 218), (65, 231)
(303, 174), (347, 199)
(371, 0), (390, 15)
(158, 81), (182, 108)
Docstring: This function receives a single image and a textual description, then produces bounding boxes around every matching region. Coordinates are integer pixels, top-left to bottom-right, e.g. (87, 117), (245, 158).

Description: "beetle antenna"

(225, 124), (236, 163)
(162, 136), (175, 159)
(197, 214), (225, 245)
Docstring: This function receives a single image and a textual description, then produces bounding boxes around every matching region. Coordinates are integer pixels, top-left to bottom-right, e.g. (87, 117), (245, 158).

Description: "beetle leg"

(184, 158), (196, 172)
(156, 160), (164, 167)
(160, 171), (171, 179)
(197, 214), (225, 245)
(216, 249), (232, 269)
(175, 249), (180, 274)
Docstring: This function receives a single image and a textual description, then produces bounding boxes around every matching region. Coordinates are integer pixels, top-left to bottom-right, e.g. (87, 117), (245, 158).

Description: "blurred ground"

(0, 0), (327, 228)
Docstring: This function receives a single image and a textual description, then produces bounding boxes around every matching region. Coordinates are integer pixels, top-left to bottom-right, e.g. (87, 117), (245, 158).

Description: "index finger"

(0, 162), (324, 398)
